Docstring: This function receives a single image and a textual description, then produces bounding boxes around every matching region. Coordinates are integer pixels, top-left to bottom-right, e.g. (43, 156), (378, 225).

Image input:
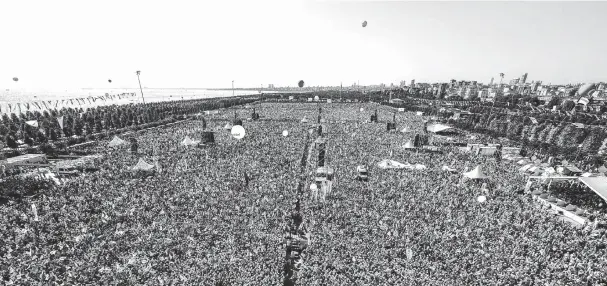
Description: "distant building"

(490, 77), (494, 86)
(510, 78), (520, 85)
(520, 73), (528, 84)
(437, 83), (447, 97)
(410, 79), (415, 87)
(268, 84), (275, 89)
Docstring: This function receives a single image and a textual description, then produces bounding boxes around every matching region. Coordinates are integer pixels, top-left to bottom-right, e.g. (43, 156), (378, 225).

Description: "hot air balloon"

(108, 79), (112, 83)
(12, 77), (18, 82)
(577, 83), (596, 97)
(298, 80), (305, 88)
(362, 21), (367, 28)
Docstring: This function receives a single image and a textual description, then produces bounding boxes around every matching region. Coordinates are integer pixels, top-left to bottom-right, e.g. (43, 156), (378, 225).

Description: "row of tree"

(385, 101), (607, 166)
(1, 95), (272, 148)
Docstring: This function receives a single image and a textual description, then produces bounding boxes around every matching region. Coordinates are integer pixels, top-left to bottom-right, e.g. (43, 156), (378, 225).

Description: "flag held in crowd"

(25, 120), (38, 127)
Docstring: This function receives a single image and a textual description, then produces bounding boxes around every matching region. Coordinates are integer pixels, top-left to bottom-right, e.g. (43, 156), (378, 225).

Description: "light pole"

(136, 71), (145, 104)
(232, 80), (235, 97)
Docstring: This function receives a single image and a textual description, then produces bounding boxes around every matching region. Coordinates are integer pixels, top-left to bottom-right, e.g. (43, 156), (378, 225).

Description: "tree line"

(1, 95), (276, 150)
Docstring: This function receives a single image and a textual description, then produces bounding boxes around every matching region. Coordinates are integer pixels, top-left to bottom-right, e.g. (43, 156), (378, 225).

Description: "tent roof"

(403, 140), (415, 149)
(578, 177), (607, 202)
(108, 136), (127, 147)
(377, 159), (409, 169)
(561, 165), (583, 173)
(519, 164), (533, 172)
(132, 158), (155, 171)
(464, 166), (488, 179)
(426, 123), (453, 133)
(181, 136), (199, 146)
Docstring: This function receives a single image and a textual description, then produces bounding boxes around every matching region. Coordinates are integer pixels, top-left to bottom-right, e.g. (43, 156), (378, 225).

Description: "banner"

(57, 116), (64, 130)
(308, 98), (312, 102)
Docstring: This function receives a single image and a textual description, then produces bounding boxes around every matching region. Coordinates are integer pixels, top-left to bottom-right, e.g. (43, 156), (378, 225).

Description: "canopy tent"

(426, 123), (453, 133)
(224, 123), (233, 130)
(108, 136), (127, 147)
(181, 136), (200, 146)
(519, 164), (533, 172)
(1, 154), (48, 169)
(442, 165), (457, 172)
(527, 166), (544, 175)
(463, 166), (488, 179)
(403, 140), (416, 149)
(131, 158), (155, 171)
(377, 159), (409, 169)
(557, 165), (583, 176)
(578, 177), (607, 202)
(528, 176), (579, 184)
(477, 147), (497, 156)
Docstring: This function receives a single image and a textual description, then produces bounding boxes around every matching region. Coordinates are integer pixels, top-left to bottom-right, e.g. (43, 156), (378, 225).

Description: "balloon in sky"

(231, 125), (246, 139)
(298, 80), (305, 88)
(362, 21), (367, 28)
(12, 77), (18, 82)
(108, 79), (112, 83)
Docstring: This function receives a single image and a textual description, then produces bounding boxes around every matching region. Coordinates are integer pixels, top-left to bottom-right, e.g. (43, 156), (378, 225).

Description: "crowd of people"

(1, 101), (606, 285)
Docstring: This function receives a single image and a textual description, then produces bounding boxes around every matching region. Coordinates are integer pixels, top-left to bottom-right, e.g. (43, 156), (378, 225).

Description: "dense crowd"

(1, 102), (606, 285)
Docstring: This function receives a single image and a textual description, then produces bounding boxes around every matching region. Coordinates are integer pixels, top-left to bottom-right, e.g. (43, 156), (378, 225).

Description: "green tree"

(528, 124), (545, 144)
(544, 124), (564, 145)
(580, 127), (605, 155)
(5, 133), (17, 148)
(537, 124), (553, 144)
(556, 125), (576, 149)
(562, 100), (576, 111)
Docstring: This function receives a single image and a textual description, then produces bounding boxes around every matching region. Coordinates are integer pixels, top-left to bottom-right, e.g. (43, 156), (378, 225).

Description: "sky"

(0, 0), (606, 91)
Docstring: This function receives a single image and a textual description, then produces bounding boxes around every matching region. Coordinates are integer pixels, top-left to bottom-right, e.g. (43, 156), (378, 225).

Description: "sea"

(0, 88), (283, 114)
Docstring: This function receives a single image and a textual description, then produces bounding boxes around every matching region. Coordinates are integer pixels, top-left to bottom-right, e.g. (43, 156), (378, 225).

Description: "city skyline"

(1, 1), (606, 91)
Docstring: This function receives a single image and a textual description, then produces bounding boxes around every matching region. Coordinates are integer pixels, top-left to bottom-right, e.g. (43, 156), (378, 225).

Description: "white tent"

(224, 123), (232, 130)
(108, 136), (127, 147)
(181, 136), (200, 146)
(403, 140), (416, 149)
(463, 166), (488, 179)
(301, 117), (309, 123)
(413, 164), (427, 170)
(519, 164), (533, 172)
(377, 159), (409, 169)
(442, 165), (457, 172)
(131, 158), (155, 171)
(426, 123), (453, 133)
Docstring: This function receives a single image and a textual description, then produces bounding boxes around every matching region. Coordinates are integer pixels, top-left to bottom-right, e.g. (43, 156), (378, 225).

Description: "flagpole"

(136, 71), (145, 104)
